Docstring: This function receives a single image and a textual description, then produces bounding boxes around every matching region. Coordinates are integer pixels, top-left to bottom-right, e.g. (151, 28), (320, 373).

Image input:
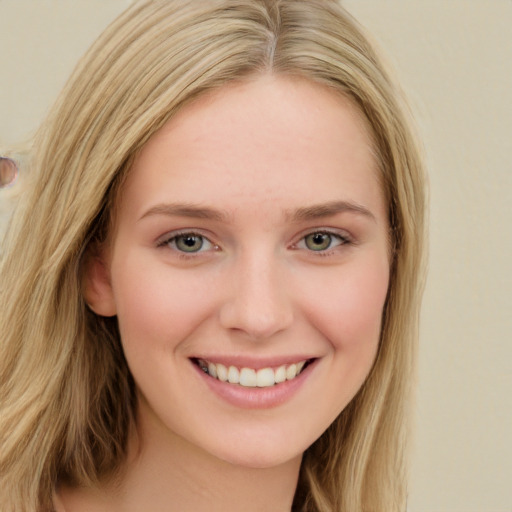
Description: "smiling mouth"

(193, 358), (314, 388)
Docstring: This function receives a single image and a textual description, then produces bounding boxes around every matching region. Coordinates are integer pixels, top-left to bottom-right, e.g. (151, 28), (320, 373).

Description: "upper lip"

(190, 355), (317, 370)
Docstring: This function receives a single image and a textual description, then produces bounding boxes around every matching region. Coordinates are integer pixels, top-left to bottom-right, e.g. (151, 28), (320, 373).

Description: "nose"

(219, 251), (294, 341)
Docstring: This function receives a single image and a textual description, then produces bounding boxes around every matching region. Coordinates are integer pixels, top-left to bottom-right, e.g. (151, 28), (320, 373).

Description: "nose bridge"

(219, 246), (293, 340)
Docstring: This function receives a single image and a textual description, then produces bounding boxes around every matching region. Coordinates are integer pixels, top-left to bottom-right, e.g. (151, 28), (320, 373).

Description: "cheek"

(297, 256), (390, 353)
(111, 257), (219, 355)
(288, 257), (390, 438)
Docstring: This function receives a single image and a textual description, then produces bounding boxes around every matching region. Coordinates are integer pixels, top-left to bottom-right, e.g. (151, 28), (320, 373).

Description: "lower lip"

(191, 360), (316, 409)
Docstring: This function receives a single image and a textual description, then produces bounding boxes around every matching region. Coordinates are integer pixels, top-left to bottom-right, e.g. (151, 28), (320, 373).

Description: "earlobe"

(82, 249), (117, 317)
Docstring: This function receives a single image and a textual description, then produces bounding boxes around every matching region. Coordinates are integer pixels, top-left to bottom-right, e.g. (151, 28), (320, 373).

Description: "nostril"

(217, 262), (294, 340)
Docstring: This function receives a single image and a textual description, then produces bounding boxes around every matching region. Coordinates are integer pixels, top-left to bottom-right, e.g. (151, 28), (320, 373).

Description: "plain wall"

(1, 1), (511, 511)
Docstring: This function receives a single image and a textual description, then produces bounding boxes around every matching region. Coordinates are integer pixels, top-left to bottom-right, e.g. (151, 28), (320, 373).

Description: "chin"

(202, 431), (308, 471)
(219, 449), (302, 470)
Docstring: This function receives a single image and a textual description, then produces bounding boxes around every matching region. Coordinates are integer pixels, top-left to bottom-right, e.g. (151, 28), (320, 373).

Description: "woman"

(0, 1), (426, 511)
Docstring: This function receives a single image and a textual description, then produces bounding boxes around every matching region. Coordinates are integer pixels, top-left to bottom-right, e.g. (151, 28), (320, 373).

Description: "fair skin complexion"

(59, 75), (390, 511)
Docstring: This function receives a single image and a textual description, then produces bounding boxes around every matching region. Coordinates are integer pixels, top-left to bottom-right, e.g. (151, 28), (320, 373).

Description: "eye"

(297, 231), (349, 252)
(162, 232), (215, 253)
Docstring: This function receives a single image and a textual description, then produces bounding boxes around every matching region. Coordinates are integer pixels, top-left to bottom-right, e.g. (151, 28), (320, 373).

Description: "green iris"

(304, 232), (332, 251)
(175, 234), (204, 252)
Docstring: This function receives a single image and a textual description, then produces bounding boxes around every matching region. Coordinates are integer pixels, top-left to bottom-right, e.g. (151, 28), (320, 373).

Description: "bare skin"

(55, 414), (300, 512)
(57, 75), (389, 511)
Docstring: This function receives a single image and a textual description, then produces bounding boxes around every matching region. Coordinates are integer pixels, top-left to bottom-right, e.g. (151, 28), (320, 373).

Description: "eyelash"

(157, 231), (217, 258)
(292, 230), (352, 255)
(157, 229), (352, 258)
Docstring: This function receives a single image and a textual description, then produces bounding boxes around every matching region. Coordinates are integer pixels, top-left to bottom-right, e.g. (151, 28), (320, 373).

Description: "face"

(87, 75), (390, 469)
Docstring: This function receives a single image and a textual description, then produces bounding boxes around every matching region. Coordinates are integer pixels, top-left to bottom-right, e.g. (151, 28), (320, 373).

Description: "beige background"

(1, 1), (511, 511)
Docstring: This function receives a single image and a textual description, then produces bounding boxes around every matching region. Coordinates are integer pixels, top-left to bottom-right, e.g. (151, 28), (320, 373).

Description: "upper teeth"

(197, 359), (307, 388)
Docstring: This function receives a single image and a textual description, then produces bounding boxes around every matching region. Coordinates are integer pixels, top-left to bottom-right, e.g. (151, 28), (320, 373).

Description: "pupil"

(177, 235), (203, 252)
(306, 232), (331, 251)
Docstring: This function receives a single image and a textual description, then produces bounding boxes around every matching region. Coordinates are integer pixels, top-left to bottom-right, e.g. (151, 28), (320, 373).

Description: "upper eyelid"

(293, 227), (352, 243)
(157, 229), (214, 246)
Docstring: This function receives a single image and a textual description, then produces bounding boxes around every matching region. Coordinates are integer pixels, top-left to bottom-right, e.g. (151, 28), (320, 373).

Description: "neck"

(58, 399), (302, 512)
(122, 423), (300, 512)
(119, 432), (301, 512)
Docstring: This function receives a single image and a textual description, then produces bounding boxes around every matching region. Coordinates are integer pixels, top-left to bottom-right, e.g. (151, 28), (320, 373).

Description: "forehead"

(117, 75), (384, 224)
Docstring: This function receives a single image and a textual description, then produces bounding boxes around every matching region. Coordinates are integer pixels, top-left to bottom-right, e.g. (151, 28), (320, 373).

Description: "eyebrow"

(287, 200), (376, 222)
(139, 200), (375, 223)
(139, 203), (230, 222)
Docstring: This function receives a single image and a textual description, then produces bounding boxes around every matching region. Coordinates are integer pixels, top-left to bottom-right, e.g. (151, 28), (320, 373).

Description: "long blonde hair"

(0, 1), (426, 510)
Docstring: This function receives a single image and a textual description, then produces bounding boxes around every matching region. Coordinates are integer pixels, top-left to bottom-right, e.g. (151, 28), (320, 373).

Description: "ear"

(82, 246), (117, 317)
